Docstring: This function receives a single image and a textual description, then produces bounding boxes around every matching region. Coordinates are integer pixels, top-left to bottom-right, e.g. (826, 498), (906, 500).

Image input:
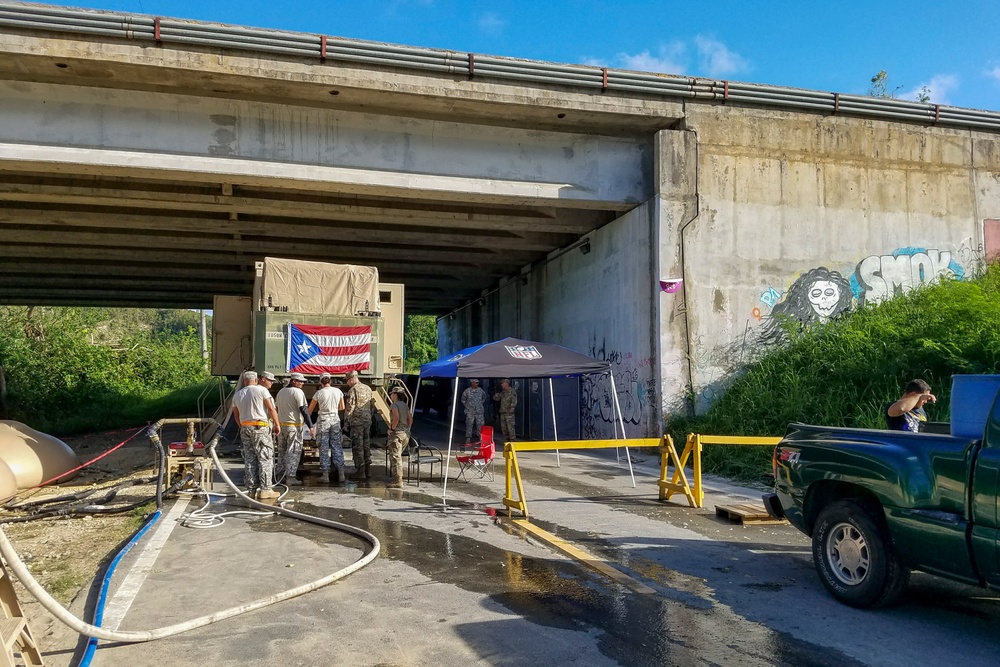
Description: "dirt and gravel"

(0, 425), (165, 658)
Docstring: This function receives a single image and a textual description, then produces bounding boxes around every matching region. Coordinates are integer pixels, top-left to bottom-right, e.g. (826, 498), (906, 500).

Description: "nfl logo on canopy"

(505, 345), (542, 360)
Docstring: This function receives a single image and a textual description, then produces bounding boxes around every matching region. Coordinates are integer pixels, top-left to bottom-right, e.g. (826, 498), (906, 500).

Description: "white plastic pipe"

(0, 445), (380, 643)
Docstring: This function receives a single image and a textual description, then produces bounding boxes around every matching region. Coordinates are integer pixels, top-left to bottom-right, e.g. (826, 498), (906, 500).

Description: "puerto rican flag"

(287, 324), (372, 375)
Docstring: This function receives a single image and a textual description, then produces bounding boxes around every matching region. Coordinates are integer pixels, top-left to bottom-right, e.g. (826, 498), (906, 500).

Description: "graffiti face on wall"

(850, 247), (964, 304)
(756, 268), (852, 344)
(807, 280), (845, 319)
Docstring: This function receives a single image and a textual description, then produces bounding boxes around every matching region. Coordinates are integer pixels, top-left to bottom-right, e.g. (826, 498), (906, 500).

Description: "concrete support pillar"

(654, 129), (700, 418)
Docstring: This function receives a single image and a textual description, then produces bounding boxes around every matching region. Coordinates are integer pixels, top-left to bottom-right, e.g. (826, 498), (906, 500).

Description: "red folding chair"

(456, 427), (495, 482)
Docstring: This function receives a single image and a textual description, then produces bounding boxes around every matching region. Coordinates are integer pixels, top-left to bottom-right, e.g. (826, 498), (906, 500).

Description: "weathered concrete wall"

(439, 201), (660, 438)
(680, 105), (1000, 412)
(0, 80), (650, 207)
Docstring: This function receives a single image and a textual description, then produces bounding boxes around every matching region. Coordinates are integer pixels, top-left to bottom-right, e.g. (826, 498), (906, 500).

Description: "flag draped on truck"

(287, 324), (372, 374)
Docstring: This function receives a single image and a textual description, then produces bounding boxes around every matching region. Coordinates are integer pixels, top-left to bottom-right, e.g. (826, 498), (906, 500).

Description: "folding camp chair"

(456, 427), (495, 482)
(407, 439), (443, 487)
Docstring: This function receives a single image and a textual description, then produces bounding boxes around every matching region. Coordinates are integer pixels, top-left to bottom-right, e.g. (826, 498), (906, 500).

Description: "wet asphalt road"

(53, 421), (1000, 666)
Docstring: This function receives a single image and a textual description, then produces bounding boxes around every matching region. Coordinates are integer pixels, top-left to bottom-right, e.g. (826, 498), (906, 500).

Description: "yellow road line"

(512, 519), (657, 595)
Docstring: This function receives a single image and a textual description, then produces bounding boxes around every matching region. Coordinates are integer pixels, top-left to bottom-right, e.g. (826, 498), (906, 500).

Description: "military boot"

(336, 466), (346, 483)
(365, 463), (371, 480)
(349, 466), (368, 481)
(318, 471), (330, 484)
(257, 488), (280, 501)
(387, 472), (404, 489)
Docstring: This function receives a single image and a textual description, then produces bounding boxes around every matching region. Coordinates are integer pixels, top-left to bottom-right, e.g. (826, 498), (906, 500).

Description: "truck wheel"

(811, 499), (909, 608)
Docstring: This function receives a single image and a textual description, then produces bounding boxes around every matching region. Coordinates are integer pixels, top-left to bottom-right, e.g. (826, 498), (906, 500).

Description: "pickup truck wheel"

(812, 499), (909, 608)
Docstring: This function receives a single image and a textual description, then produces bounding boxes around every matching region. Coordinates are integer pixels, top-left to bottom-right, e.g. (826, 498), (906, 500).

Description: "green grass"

(669, 263), (1000, 482)
(44, 561), (87, 605)
(40, 380), (224, 436)
(120, 502), (157, 536)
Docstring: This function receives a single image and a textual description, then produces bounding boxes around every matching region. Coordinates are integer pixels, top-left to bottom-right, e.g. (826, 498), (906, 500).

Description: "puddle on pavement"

(250, 500), (864, 667)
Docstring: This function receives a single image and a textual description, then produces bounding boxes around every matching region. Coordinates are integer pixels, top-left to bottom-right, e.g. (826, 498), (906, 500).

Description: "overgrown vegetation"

(669, 264), (1000, 482)
(0, 307), (215, 435)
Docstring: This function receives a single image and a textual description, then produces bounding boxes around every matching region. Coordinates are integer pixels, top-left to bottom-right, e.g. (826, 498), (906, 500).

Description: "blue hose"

(78, 509), (162, 667)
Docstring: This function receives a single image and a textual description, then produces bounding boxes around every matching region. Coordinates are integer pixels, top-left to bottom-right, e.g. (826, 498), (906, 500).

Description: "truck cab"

(767, 376), (1000, 607)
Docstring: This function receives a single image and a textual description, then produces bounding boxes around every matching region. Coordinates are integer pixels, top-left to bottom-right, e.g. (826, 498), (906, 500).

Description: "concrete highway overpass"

(1, 3), (999, 433)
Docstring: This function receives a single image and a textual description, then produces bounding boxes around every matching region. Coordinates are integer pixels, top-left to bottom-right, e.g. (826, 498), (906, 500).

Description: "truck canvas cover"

(256, 257), (379, 316)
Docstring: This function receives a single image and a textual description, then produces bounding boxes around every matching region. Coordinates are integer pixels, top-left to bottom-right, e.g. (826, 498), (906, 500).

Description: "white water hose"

(0, 443), (380, 643)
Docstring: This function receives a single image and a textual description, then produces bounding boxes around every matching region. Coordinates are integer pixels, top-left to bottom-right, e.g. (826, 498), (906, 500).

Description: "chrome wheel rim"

(826, 521), (869, 586)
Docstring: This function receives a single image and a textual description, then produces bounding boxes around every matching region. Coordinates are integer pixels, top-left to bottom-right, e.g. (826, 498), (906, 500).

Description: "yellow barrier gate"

(658, 434), (782, 509)
(503, 439), (661, 519)
(502, 433), (781, 515)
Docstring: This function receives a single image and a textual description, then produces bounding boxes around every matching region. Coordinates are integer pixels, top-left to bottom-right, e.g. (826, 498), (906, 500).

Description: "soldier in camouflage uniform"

(493, 378), (517, 444)
(231, 370), (281, 500)
(386, 386), (411, 488)
(344, 370), (374, 480)
(461, 378), (487, 444)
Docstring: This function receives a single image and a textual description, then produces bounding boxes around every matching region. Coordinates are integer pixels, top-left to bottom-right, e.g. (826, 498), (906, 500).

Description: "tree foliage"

(868, 70), (901, 99)
(868, 70), (931, 103)
(404, 315), (438, 373)
(0, 307), (212, 434)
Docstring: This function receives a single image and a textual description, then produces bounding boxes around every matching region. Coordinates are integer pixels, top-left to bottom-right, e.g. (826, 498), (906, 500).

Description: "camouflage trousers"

(349, 418), (372, 470)
(465, 410), (484, 442)
(275, 425), (305, 481)
(315, 419), (345, 472)
(499, 413), (516, 443)
(240, 425), (275, 493)
(386, 428), (410, 479)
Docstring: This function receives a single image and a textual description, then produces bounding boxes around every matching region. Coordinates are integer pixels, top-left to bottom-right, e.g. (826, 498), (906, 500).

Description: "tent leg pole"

(442, 378), (460, 505)
(611, 372), (620, 465)
(411, 381), (422, 416)
(549, 378), (560, 467)
(609, 373), (635, 488)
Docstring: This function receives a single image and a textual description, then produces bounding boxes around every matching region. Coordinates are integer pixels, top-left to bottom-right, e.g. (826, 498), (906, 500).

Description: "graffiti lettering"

(759, 287), (782, 307)
(850, 248), (964, 304)
(582, 337), (656, 437)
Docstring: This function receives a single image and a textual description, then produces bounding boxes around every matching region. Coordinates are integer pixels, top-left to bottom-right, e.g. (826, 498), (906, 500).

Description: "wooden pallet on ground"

(715, 502), (787, 526)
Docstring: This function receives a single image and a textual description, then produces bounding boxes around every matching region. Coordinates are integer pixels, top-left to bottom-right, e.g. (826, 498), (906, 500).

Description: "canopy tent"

(414, 337), (633, 502)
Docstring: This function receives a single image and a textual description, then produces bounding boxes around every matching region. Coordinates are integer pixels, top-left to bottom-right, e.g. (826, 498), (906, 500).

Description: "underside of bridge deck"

(0, 169), (623, 313)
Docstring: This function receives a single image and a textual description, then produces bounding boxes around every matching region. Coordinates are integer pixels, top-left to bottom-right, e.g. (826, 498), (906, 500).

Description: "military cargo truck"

(211, 257), (404, 384)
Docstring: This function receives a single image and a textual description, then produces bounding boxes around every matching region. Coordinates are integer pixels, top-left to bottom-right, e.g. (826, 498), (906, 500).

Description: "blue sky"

(34, 1), (1000, 111)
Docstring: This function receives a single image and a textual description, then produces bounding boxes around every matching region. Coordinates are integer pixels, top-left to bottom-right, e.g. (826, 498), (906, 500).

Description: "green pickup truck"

(764, 380), (1000, 608)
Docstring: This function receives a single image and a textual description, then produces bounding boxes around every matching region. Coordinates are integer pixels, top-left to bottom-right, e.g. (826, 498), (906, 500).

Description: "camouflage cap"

(290, 372), (306, 382)
(469, 378), (479, 384)
(260, 371), (277, 381)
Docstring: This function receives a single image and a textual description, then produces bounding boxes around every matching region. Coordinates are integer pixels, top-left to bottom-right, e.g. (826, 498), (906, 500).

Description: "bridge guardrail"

(2, 3), (999, 132)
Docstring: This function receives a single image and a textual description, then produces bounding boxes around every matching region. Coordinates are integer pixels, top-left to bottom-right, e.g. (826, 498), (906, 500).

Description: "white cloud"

(615, 42), (687, 75)
(477, 12), (505, 35)
(584, 37), (748, 78)
(695, 35), (749, 78)
(987, 66), (1000, 82)
(900, 74), (959, 105)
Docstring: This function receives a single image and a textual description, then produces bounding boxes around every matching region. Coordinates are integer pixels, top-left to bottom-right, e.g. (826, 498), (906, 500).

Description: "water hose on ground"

(79, 509), (163, 667)
(5, 477), (158, 512)
(0, 419), (381, 643)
